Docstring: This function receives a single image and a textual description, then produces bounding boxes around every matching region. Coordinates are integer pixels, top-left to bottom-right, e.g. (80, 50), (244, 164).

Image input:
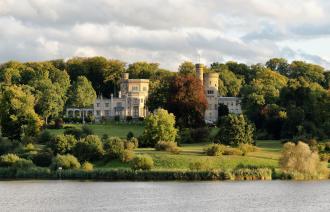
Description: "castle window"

(96, 103), (100, 107)
(96, 110), (100, 116)
(132, 86), (139, 91)
(105, 103), (109, 107)
(133, 106), (139, 117)
(207, 90), (214, 94)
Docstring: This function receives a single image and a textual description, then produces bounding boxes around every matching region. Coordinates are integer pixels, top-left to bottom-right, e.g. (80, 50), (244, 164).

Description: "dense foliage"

(141, 109), (178, 147)
(216, 114), (254, 146)
(0, 57), (328, 141)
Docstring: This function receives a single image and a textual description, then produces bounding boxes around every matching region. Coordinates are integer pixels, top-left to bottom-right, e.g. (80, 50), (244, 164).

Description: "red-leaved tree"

(168, 75), (207, 128)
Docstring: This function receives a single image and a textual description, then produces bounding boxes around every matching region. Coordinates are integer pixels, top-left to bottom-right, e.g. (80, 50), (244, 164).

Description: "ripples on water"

(0, 180), (329, 212)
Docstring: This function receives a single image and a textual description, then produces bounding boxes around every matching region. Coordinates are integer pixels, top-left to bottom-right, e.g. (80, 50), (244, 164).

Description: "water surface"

(0, 180), (329, 211)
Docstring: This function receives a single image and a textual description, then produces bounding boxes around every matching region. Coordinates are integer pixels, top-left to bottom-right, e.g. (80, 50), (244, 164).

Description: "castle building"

(66, 73), (149, 120)
(195, 64), (242, 123)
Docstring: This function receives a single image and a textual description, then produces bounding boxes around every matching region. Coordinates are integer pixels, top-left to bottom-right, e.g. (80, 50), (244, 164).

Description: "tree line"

(0, 57), (329, 141)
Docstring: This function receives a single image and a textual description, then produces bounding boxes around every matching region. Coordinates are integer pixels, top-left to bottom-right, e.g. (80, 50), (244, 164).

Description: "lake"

(0, 181), (329, 211)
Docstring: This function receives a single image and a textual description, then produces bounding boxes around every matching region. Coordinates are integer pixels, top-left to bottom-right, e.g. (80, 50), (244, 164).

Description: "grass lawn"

(48, 123), (283, 171)
(95, 140), (283, 171)
(48, 122), (145, 138)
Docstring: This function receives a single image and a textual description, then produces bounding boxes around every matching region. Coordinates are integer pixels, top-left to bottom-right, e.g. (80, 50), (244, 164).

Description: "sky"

(1, 0), (330, 71)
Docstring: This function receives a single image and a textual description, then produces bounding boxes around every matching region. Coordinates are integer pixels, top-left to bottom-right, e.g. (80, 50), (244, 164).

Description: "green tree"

(218, 69), (243, 96)
(323, 71), (330, 89)
(266, 58), (289, 76)
(216, 114), (254, 146)
(103, 59), (126, 96)
(146, 77), (171, 112)
(34, 80), (67, 124)
(288, 61), (325, 84)
(0, 85), (43, 140)
(127, 62), (159, 79)
(68, 76), (96, 123)
(141, 108), (178, 147)
(178, 61), (195, 76)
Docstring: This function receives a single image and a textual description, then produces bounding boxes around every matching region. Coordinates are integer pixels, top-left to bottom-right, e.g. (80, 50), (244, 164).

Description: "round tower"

(195, 64), (204, 85)
(204, 72), (219, 91)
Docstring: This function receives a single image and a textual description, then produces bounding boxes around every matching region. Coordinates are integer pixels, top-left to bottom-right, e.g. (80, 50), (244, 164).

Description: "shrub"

(32, 149), (54, 167)
(141, 109), (178, 147)
(37, 130), (54, 144)
(114, 115), (120, 122)
(126, 116), (133, 122)
(204, 144), (225, 156)
(319, 153), (330, 162)
(190, 128), (210, 143)
(279, 142), (329, 180)
(0, 138), (14, 155)
(223, 147), (243, 156)
(189, 161), (210, 171)
(20, 143), (38, 159)
(126, 131), (134, 140)
(130, 155), (154, 170)
(129, 137), (139, 148)
(13, 159), (35, 169)
(85, 115), (95, 123)
(73, 135), (104, 162)
(103, 137), (125, 159)
(0, 154), (20, 167)
(155, 141), (180, 154)
(81, 161), (93, 171)
(51, 154), (81, 170)
(178, 128), (192, 143)
(49, 134), (77, 154)
(64, 127), (84, 139)
(124, 140), (136, 150)
(325, 142), (330, 152)
(120, 150), (135, 163)
(64, 126), (93, 139)
(81, 125), (94, 136)
(215, 114), (254, 146)
(239, 144), (257, 156)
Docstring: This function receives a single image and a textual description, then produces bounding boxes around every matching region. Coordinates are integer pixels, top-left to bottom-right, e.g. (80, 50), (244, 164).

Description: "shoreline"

(1, 167), (328, 181)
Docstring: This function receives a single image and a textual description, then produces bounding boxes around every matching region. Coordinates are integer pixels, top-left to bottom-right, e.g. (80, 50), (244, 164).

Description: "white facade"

(195, 64), (242, 123)
(219, 97), (242, 114)
(66, 73), (149, 120)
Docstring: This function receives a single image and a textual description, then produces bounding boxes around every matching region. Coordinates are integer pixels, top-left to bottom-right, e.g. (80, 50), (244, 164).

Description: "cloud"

(1, 0), (330, 70)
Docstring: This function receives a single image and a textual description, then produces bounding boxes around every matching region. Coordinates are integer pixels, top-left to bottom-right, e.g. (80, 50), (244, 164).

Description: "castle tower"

(204, 72), (219, 123)
(195, 63), (204, 85)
